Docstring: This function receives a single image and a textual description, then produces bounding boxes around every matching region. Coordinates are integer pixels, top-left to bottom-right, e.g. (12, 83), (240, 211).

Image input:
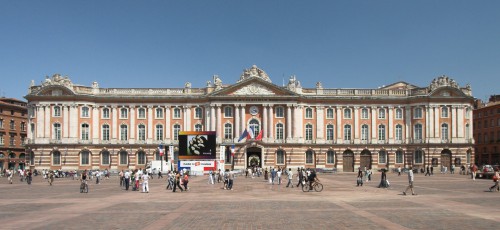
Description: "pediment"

(37, 85), (75, 96)
(428, 87), (467, 98)
(210, 78), (297, 97)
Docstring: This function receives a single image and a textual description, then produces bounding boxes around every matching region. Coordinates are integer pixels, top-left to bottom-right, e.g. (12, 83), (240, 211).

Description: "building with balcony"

(0, 97), (28, 171)
(473, 95), (500, 166)
(24, 65), (475, 172)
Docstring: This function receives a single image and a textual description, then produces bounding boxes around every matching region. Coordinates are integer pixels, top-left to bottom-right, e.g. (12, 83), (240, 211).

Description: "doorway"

(441, 149), (452, 171)
(360, 150), (372, 169)
(246, 147), (262, 168)
(343, 150), (354, 172)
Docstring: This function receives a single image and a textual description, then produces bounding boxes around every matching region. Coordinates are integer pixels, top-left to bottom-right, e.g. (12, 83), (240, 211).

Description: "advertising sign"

(178, 131), (216, 160)
(178, 160), (216, 172)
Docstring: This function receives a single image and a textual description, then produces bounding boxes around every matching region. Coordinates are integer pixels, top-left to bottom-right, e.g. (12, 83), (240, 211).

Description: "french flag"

(158, 144), (164, 156)
(238, 129), (249, 142)
(247, 126), (255, 139)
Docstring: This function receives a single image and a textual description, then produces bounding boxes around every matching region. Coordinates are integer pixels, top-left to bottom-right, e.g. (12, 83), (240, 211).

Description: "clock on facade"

(249, 106), (259, 115)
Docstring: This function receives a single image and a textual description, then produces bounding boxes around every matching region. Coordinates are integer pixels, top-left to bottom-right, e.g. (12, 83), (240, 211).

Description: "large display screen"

(178, 131), (216, 159)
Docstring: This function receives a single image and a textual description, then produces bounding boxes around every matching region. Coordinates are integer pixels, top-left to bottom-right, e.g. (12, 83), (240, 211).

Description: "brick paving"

(0, 171), (499, 229)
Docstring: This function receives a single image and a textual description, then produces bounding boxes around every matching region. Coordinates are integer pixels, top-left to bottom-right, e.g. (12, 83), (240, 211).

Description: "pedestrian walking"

(183, 173), (189, 191)
(286, 168), (294, 188)
(403, 167), (417, 195)
(227, 169), (234, 190)
(124, 170), (130, 191)
(397, 166), (402, 176)
(142, 171), (149, 193)
(425, 166), (431, 176)
(378, 169), (389, 188)
(173, 171), (184, 192)
(471, 164), (478, 180)
(357, 168), (363, 187)
(489, 169), (499, 192)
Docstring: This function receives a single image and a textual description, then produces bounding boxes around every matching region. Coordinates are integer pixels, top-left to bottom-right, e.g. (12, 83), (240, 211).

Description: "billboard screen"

(178, 131), (216, 159)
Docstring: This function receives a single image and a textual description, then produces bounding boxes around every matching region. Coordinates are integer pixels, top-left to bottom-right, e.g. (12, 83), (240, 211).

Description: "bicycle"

(302, 179), (323, 192)
(80, 180), (89, 193)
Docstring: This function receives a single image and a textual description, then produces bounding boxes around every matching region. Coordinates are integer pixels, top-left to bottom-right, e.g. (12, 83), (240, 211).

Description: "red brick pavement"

(0, 172), (498, 229)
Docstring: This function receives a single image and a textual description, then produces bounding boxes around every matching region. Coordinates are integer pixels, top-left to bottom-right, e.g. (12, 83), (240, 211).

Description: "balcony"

(50, 139), (62, 144)
(377, 140), (387, 144)
(274, 139), (285, 144)
(412, 139), (424, 144)
(79, 140), (92, 144)
(222, 139), (233, 144)
(441, 139), (450, 144)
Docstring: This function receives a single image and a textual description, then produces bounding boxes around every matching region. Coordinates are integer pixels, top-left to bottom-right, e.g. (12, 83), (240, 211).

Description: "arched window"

(224, 123), (233, 139)
(361, 124), (369, 141)
(327, 150), (335, 164)
(173, 124), (181, 140)
(53, 106), (61, 117)
(361, 108), (369, 119)
(120, 124), (128, 140)
(395, 108), (403, 119)
(305, 107), (313, 119)
(101, 150), (110, 165)
(156, 124), (163, 141)
(396, 150), (403, 164)
(102, 108), (110, 119)
(441, 107), (448, 118)
(344, 125), (351, 140)
(276, 123), (284, 140)
(81, 106), (90, 118)
(326, 124), (334, 140)
(137, 151), (146, 165)
(52, 151), (61, 165)
(102, 124), (110, 141)
(138, 108), (146, 119)
(53, 123), (61, 140)
(378, 125), (386, 141)
(395, 124), (403, 141)
(414, 150), (424, 164)
(326, 108), (334, 119)
(414, 124), (422, 140)
(81, 124), (90, 140)
(276, 150), (285, 165)
(224, 106), (233, 117)
(441, 123), (449, 140)
(249, 119), (260, 138)
(81, 150), (90, 165)
(119, 151), (128, 165)
(378, 108), (386, 119)
(344, 108), (352, 119)
(195, 107), (203, 119)
(306, 150), (314, 164)
(305, 124), (313, 140)
(173, 108), (181, 118)
(138, 124), (146, 141)
(194, 124), (203, 132)
(378, 151), (387, 164)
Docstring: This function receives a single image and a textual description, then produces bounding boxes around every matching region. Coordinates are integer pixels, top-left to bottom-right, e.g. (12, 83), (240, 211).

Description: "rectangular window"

(276, 151), (285, 165)
(414, 108), (423, 119)
(306, 151), (314, 164)
(81, 153), (90, 165)
(0, 134), (4, 145)
(120, 108), (128, 119)
(327, 151), (335, 164)
(156, 108), (164, 119)
(326, 108), (334, 119)
(138, 108), (146, 119)
(102, 108), (110, 119)
(396, 151), (403, 164)
(361, 109), (369, 119)
(9, 134), (15, 146)
(276, 124), (284, 140)
(275, 107), (284, 118)
(378, 152), (386, 164)
(415, 151), (423, 164)
(173, 108), (181, 119)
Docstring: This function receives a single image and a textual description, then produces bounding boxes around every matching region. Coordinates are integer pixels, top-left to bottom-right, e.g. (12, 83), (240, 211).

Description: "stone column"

(336, 106), (342, 143)
(147, 106), (153, 139)
(216, 105), (222, 140)
(63, 104), (69, 138)
(451, 106), (457, 139)
(425, 106), (431, 143)
(165, 106), (171, 140)
(316, 106), (324, 143)
(434, 106), (440, 140)
(69, 104), (78, 140)
(405, 106), (411, 143)
(428, 106), (435, 139)
(44, 104), (50, 138)
(353, 106), (359, 140)
(371, 106), (377, 144)
(268, 105), (274, 139)
(210, 105), (216, 133)
(286, 104), (292, 141)
(388, 106), (394, 142)
(185, 106), (192, 131)
(263, 105), (268, 140)
(130, 106), (136, 140)
(36, 105), (43, 138)
(234, 104), (240, 141)
(111, 106), (117, 140)
(92, 106), (99, 143)
(457, 106), (464, 139)
(241, 104), (246, 131)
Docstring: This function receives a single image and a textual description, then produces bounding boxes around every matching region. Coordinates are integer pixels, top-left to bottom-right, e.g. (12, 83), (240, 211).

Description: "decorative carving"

(286, 75), (301, 91)
(213, 75), (223, 90)
(316, 82), (323, 89)
(429, 75), (460, 92)
(92, 81), (99, 89)
(238, 65), (272, 83)
(233, 83), (274, 95)
(41, 74), (73, 88)
(185, 82), (192, 88)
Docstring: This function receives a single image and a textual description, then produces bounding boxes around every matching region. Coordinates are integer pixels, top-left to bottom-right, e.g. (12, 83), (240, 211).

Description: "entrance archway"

(246, 147), (262, 168)
(343, 150), (354, 172)
(360, 149), (372, 169)
(441, 149), (452, 171)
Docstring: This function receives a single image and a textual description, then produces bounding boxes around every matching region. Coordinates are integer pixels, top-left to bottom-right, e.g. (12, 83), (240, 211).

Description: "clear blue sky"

(1, 0), (499, 102)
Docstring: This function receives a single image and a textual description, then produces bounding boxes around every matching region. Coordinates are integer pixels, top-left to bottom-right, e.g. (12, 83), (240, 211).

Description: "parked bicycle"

(302, 178), (323, 192)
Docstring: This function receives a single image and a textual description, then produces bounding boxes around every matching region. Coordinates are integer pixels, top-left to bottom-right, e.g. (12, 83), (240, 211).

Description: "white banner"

(179, 160), (216, 172)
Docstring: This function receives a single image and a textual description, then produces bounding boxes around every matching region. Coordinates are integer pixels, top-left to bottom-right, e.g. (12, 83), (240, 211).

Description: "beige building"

(24, 65), (475, 172)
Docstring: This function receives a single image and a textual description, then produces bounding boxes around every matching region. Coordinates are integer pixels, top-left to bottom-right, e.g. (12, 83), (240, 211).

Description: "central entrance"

(246, 147), (262, 168)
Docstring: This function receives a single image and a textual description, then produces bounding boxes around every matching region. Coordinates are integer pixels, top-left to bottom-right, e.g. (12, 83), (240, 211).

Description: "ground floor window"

(277, 150), (285, 165)
(327, 150), (335, 164)
(306, 150), (314, 164)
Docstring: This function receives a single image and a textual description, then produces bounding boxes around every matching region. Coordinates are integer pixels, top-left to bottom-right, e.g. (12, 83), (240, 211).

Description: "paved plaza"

(0, 171), (499, 230)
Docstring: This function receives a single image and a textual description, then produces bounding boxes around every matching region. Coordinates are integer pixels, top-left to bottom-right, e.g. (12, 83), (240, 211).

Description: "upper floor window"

(305, 124), (313, 140)
(120, 124), (128, 140)
(378, 125), (386, 141)
(53, 106), (61, 117)
(20, 122), (26, 131)
(326, 124), (334, 140)
(102, 108), (110, 119)
(102, 124), (110, 141)
(378, 109), (386, 119)
(194, 107), (203, 119)
(138, 108), (146, 119)
(414, 124), (423, 140)
(465, 107), (471, 119)
(326, 108), (334, 119)
(81, 124), (90, 140)
(441, 107), (449, 118)
(305, 108), (313, 119)
(10, 120), (15, 130)
(249, 119), (260, 138)
(276, 123), (284, 140)
(414, 107), (423, 119)
(173, 108), (181, 119)
(138, 124), (146, 141)
(395, 108), (403, 119)
(224, 123), (233, 140)
(120, 108), (128, 119)
(224, 106), (233, 118)
(156, 108), (164, 119)
(361, 124), (369, 141)
(0, 119), (3, 129)
(395, 124), (403, 141)
(156, 124), (164, 141)
(81, 107), (90, 118)
(275, 106), (284, 118)
(361, 108), (369, 119)
(53, 123), (61, 140)
(344, 108), (352, 119)
(344, 125), (352, 140)
(173, 124), (181, 140)
(441, 123), (449, 140)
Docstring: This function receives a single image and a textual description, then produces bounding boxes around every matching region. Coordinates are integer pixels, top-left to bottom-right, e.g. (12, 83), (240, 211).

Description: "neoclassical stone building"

(24, 65), (475, 172)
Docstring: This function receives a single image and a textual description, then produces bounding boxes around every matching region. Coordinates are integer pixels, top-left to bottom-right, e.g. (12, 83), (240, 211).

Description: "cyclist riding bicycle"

(308, 169), (318, 190)
(80, 170), (88, 185)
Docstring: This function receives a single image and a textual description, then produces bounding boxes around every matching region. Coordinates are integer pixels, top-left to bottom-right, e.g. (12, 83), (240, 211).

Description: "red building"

(473, 95), (500, 166)
(0, 98), (28, 172)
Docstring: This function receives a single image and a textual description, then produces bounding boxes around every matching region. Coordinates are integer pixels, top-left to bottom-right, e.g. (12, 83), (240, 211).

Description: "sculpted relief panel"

(232, 83), (275, 95)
